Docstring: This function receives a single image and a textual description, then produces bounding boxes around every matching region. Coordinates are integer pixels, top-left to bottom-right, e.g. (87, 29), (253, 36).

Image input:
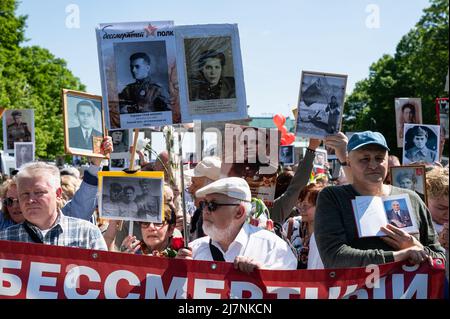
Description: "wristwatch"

(337, 158), (348, 166)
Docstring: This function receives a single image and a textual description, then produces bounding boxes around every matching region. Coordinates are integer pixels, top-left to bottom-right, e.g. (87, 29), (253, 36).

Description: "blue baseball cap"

(347, 131), (390, 152)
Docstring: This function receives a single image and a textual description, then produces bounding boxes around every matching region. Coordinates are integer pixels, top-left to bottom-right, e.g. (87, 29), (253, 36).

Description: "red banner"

(0, 240), (445, 299)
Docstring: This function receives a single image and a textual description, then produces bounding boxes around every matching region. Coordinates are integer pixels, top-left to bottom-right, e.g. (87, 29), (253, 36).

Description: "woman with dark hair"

(189, 49), (236, 101)
(398, 103), (417, 143)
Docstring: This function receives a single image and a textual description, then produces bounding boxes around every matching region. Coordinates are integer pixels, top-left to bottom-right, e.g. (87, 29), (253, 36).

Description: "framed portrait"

(390, 165), (427, 204)
(110, 129), (132, 155)
(295, 71), (347, 139)
(175, 24), (248, 123)
(98, 171), (164, 222)
(96, 21), (181, 129)
(403, 124), (440, 165)
(2, 109), (35, 154)
(395, 98), (423, 147)
(221, 124), (279, 207)
(436, 97), (449, 140)
(14, 142), (34, 169)
(62, 89), (106, 158)
(279, 145), (294, 165)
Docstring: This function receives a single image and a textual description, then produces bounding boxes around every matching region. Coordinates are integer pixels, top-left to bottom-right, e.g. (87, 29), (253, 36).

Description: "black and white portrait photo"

(279, 145), (294, 165)
(62, 90), (105, 157)
(395, 98), (423, 147)
(185, 37), (235, 102)
(403, 124), (440, 165)
(3, 109), (35, 153)
(99, 173), (164, 223)
(296, 71), (347, 139)
(114, 41), (171, 115)
(14, 142), (34, 169)
(175, 24), (248, 123)
(437, 98), (449, 140)
(110, 158), (126, 170)
(110, 129), (131, 154)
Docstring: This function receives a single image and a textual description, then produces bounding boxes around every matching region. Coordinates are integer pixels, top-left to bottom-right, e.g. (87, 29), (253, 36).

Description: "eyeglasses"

(139, 221), (167, 229)
(199, 200), (240, 212)
(3, 197), (19, 207)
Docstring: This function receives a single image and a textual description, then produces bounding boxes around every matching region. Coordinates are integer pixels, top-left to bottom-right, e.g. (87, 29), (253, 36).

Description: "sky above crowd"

(17, 0), (430, 117)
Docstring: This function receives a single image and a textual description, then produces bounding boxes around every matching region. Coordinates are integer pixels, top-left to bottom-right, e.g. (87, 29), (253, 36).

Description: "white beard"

(203, 221), (236, 244)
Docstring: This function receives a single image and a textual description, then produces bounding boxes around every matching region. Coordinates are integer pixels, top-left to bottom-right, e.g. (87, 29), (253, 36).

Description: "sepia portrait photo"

(296, 71), (347, 139)
(390, 165), (427, 204)
(14, 142), (34, 169)
(403, 124), (440, 165)
(2, 109), (35, 154)
(98, 171), (164, 223)
(395, 98), (423, 147)
(62, 89), (105, 158)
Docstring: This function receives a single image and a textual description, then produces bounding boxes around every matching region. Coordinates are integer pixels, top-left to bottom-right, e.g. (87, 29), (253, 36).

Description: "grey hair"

(16, 162), (61, 190)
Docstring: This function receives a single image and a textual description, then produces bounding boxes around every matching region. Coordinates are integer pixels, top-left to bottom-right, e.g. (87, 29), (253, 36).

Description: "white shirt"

(307, 233), (324, 270)
(189, 223), (298, 270)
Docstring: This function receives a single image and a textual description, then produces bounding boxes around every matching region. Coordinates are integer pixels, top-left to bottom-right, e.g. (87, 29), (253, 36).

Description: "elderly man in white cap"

(185, 156), (221, 240)
(177, 177), (297, 272)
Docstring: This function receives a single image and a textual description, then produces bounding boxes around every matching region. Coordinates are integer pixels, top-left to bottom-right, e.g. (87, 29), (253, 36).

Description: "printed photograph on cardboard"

(279, 145), (294, 165)
(99, 172), (164, 222)
(437, 98), (449, 140)
(110, 129), (132, 154)
(403, 124), (440, 165)
(14, 142), (34, 169)
(62, 89), (106, 158)
(390, 165), (427, 204)
(2, 109), (35, 153)
(221, 124), (279, 207)
(96, 21), (180, 129)
(296, 71), (347, 139)
(175, 24), (248, 123)
(395, 98), (423, 147)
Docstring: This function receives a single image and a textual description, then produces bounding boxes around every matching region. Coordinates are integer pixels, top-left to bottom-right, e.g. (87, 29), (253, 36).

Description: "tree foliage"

(0, 0), (85, 159)
(343, 0), (449, 157)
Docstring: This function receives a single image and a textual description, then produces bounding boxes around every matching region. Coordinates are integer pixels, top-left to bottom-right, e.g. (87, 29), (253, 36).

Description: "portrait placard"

(221, 124), (279, 207)
(395, 98), (423, 147)
(296, 71), (347, 139)
(2, 109), (35, 154)
(390, 165), (427, 204)
(175, 24), (248, 123)
(96, 21), (181, 129)
(62, 89), (106, 158)
(98, 171), (164, 223)
(436, 97), (449, 140)
(110, 129), (132, 155)
(14, 142), (34, 169)
(403, 124), (440, 165)
(279, 145), (294, 165)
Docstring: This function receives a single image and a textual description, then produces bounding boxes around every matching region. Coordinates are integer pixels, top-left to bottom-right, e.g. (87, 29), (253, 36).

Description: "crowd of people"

(0, 130), (448, 296)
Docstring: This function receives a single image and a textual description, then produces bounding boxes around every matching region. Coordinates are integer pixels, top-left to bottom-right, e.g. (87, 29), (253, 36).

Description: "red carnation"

(171, 237), (185, 250)
(266, 219), (274, 231)
(249, 217), (259, 227)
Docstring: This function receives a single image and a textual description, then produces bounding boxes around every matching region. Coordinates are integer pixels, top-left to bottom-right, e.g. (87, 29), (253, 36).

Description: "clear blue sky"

(17, 0), (430, 117)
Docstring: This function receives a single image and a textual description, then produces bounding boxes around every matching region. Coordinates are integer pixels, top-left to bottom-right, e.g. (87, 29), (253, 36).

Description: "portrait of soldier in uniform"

(111, 130), (129, 153)
(403, 124), (440, 165)
(118, 52), (171, 114)
(68, 99), (103, 150)
(5, 110), (32, 150)
(188, 49), (236, 101)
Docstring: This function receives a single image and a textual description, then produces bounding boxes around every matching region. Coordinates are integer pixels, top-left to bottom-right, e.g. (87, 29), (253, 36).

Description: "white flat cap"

(195, 177), (252, 202)
(184, 156), (221, 181)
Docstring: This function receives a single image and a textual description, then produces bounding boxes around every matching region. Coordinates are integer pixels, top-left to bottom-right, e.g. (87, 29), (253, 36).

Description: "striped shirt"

(0, 211), (107, 251)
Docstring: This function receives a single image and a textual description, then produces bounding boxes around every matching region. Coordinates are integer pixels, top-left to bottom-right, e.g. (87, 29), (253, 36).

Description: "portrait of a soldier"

(7, 110), (32, 149)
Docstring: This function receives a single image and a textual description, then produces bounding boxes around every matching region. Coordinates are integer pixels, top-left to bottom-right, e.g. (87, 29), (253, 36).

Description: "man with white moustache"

(177, 177), (297, 273)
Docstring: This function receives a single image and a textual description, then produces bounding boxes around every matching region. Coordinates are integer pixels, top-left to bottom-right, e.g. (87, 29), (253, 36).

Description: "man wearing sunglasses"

(177, 177), (297, 273)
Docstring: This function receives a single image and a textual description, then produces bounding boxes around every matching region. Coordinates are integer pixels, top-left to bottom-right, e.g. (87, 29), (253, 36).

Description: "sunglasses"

(139, 221), (167, 229)
(3, 197), (19, 207)
(199, 200), (240, 212)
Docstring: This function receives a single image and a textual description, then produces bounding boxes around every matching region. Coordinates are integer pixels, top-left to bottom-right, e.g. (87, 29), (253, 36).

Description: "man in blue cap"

(314, 131), (445, 269)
